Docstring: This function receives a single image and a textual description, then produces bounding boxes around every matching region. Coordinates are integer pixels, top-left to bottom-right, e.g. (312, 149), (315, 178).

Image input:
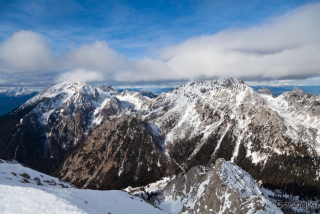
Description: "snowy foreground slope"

(0, 159), (164, 214)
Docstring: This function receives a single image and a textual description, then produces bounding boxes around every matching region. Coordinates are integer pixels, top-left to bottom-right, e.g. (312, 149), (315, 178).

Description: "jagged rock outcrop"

(151, 158), (282, 214)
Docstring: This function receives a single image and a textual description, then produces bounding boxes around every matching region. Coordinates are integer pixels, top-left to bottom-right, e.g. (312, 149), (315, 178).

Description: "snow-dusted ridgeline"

(143, 78), (320, 165)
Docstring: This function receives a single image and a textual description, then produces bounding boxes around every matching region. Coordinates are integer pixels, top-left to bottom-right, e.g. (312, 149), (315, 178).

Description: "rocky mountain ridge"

(0, 78), (319, 197)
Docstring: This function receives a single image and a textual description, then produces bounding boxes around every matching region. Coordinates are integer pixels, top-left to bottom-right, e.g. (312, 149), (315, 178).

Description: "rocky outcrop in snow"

(151, 158), (282, 214)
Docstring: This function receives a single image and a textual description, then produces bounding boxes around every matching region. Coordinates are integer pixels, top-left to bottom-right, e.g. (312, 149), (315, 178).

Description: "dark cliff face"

(56, 116), (178, 190)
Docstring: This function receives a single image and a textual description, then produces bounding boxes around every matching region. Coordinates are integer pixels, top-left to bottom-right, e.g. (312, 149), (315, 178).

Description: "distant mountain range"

(2, 85), (318, 117)
(252, 85), (320, 96)
(0, 87), (38, 97)
(0, 87), (39, 116)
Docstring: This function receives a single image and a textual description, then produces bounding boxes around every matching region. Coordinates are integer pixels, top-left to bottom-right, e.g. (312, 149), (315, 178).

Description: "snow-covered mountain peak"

(0, 87), (38, 97)
(258, 87), (320, 154)
(176, 77), (245, 92)
(145, 77), (264, 150)
(291, 87), (306, 95)
(212, 77), (244, 88)
(16, 82), (98, 113)
(39, 82), (95, 98)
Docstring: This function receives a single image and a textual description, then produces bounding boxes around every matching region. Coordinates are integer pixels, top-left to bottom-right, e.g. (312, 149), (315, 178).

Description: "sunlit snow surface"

(0, 160), (164, 214)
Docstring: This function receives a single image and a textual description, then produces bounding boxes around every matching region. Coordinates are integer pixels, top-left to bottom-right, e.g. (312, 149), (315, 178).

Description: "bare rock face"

(151, 158), (282, 214)
(57, 116), (178, 190)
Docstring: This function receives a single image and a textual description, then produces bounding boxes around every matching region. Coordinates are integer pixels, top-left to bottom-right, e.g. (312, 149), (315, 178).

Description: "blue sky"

(0, 0), (320, 87)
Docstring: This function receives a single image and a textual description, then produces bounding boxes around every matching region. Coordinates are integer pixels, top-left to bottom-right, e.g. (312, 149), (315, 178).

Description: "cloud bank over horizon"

(0, 2), (320, 87)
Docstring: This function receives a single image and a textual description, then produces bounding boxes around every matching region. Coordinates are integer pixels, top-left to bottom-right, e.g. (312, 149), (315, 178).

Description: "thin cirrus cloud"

(0, 2), (319, 86)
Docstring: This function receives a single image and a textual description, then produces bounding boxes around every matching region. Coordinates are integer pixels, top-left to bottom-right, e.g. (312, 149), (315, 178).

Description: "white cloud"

(0, 2), (320, 86)
(56, 69), (104, 83)
(162, 3), (320, 81)
(63, 41), (128, 72)
(113, 58), (174, 82)
(0, 30), (56, 73)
